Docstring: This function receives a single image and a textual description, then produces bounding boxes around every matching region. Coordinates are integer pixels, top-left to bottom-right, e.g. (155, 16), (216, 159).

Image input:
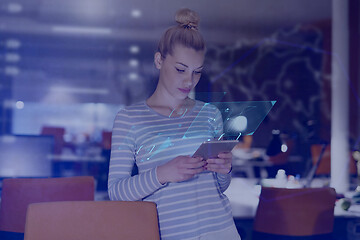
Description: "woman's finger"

(206, 164), (231, 174)
(206, 158), (228, 164)
(218, 152), (232, 159)
(182, 160), (206, 169)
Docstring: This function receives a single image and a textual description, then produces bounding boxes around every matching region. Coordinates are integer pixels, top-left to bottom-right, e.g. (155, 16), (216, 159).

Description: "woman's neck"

(147, 86), (188, 109)
(146, 93), (195, 117)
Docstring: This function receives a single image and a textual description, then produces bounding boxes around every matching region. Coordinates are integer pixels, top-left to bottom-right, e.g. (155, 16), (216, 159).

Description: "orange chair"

(40, 126), (65, 154)
(0, 176), (94, 233)
(268, 139), (294, 166)
(253, 187), (336, 239)
(311, 144), (357, 175)
(24, 201), (160, 240)
(102, 131), (112, 150)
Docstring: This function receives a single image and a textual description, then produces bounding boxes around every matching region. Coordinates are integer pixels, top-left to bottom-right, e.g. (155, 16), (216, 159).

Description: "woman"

(108, 8), (240, 240)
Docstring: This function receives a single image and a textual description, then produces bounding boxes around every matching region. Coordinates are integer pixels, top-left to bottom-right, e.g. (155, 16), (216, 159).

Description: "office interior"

(0, 0), (359, 239)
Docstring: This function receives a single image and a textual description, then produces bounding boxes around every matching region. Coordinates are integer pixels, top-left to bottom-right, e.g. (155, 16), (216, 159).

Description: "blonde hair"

(157, 8), (205, 58)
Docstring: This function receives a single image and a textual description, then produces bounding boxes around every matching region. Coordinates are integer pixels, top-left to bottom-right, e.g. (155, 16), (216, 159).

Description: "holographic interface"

(212, 101), (276, 140)
(182, 100), (276, 141)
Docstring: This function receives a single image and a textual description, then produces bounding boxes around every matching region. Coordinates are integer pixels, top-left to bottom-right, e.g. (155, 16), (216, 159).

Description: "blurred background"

(0, 0), (358, 191)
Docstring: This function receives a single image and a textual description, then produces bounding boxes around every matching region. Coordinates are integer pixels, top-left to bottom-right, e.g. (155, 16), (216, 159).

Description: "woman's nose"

(183, 74), (193, 87)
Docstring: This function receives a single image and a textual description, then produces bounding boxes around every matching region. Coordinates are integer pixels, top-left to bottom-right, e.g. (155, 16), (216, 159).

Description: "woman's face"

(154, 44), (205, 101)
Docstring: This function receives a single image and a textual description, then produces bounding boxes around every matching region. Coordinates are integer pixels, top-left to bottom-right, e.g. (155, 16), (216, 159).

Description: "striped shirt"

(108, 100), (237, 240)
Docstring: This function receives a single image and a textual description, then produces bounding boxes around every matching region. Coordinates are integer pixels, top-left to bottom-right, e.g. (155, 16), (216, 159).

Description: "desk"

(225, 178), (360, 240)
(224, 178), (260, 218)
(232, 148), (272, 178)
(51, 153), (109, 191)
(232, 148), (305, 179)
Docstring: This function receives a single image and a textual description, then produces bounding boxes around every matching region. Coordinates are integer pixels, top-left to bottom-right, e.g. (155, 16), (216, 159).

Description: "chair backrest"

(0, 176), (94, 233)
(268, 139), (294, 165)
(40, 126), (65, 154)
(311, 144), (357, 175)
(253, 186), (336, 236)
(102, 131), (112, 150)
(24, 201), (160, 240)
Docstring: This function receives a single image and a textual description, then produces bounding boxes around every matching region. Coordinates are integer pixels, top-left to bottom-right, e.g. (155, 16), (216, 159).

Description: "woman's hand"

(205, 152), (232, 174)
(157, 156), (206, 184)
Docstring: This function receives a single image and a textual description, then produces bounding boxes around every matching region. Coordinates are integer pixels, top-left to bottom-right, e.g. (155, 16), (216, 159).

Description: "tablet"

(192, 140), (239, 159)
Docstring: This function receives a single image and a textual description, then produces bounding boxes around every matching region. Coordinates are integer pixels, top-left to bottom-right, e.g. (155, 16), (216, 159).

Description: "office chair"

(0, 176), (94, 233)
(24, 201), (160, 240)
(40, 126), (66, 154)
(265, 139), (295, 178)
(311, 144), (357, 176)
(253, 186), (336, 240)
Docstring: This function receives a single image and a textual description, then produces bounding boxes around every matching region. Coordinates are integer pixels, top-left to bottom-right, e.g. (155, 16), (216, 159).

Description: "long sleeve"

(107, 109), (165, 201)
(215, 172), (231, 192)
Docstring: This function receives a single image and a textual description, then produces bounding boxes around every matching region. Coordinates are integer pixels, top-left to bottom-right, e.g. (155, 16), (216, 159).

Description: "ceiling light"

(131, 9), (142, 18)
(129, 59), (139, 67)
(5, 53), (21, 63)
(129, 45), (140, 54)
(52, 26), (112, 35)
(128, 72), (138, 80)
(15, 101), (24, 109)
(50, 86), (109, 95)
(6, 39), (21, 49)
(7, 3), (23, 13)
(5, 66), (20, 76)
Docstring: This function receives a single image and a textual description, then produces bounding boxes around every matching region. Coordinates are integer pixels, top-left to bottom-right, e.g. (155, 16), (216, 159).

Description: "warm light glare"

(15, 101), (24, 109)
(129, 59), (139, 67)
(51, 86), (109, 95)
(129, 45), (140, 54)
(7, 3), (23, 13)
(6, 39), (21, 49)
(5, 66), (20, 76)
(227, 116), (248, 132)
(5, 53), (21, 63)
(281, 144), (288, 153)
(52, 26), (112, 35)
(128, 72), (138, 80)
(131, 9), (142, 18)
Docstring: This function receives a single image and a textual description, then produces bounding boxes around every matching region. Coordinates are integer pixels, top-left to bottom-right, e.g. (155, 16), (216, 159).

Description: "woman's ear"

(154, 52), (163, 70)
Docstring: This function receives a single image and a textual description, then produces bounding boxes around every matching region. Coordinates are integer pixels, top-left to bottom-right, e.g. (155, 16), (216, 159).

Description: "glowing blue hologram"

(228, 115), (248, 132)
(181, 109), (188, 117)
(148, 145), (156, 154)
(212, 101), (276, 138)
(136, 145), (143, 154)
(168, 109), (176, 118)
(169, 107), (188, 118)
(236, 133), (242, 141)
(214, 128), (222, 137)
(181, 101), (275, 140)
(143, 137), (174, 161)
(207, 118), (216, 123)
(182, 103), (211, 139)
(217, 133), (225, 141)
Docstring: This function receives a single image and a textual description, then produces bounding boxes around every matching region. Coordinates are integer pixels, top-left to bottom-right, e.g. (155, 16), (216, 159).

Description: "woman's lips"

(178, 88), (191, 94)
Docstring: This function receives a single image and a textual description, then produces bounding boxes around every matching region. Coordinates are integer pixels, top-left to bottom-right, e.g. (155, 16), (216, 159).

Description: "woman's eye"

(194, 71), (202, 75)
(176, 68), (185, 73)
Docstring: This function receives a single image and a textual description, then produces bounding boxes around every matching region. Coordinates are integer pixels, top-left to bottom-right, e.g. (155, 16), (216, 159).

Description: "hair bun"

(175, 8), (200, 29)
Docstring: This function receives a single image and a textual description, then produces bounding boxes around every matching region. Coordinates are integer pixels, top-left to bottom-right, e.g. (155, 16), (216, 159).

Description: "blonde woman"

(108, 8), (240, 240)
